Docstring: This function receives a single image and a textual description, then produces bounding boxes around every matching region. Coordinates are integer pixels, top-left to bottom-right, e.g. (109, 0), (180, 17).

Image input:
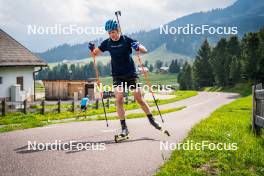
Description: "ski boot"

(114, 127), (129, 143)
(148, 117), (170, 136)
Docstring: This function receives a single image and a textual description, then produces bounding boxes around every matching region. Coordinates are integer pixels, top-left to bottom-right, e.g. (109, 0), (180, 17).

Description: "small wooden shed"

(43, 79), (96, 100)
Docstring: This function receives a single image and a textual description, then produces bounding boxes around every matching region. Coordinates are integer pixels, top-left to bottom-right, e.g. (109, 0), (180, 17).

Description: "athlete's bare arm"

(90, 48), (102, 57)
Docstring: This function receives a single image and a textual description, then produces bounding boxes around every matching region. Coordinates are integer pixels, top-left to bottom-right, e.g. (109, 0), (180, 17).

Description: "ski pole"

(135, 51), (164, 123)
(89, 44), (109, 127)
(114, 11), (122, 34)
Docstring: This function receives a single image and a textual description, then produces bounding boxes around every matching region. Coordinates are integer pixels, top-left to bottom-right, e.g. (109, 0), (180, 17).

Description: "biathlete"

(89, 20), (169, 141)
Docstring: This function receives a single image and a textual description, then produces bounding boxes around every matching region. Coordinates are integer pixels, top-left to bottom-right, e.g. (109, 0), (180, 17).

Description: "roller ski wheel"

(115, 127), (129, 143)
(114, 134), (129, 143)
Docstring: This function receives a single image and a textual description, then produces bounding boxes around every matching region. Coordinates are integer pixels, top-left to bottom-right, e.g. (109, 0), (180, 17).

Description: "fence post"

(1, 100), (6, 117)
(23, 100), (27, 114)
(95, 99), (99, 109)
(252, 84), (262, 136)
(107, 98), (110, 108)
(256, 98), (262, 136)
(252, 85), (256, 133)
(58, 99), (61, 113)
(41, 100), (45, 115)
(72, 100), (75, 112)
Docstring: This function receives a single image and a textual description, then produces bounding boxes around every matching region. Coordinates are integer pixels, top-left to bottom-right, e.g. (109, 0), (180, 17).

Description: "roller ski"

(114, 127), (129, 143)
(148, 115), (170, 137)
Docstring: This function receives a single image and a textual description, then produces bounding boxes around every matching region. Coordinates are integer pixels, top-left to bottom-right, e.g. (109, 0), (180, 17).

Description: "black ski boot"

(148, 116), (162, 130)
(120, 127), (129, 137)
(114, 127), (129, 143)
(148, 115), (170, 136)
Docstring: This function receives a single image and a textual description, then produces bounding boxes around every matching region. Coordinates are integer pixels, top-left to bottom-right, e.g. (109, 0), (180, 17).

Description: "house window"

(16, 77), (24, 91)
(0, 77), (2, 84)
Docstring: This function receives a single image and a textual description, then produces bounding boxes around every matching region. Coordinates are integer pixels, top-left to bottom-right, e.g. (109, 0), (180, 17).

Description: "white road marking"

(101, 129), (118, 133)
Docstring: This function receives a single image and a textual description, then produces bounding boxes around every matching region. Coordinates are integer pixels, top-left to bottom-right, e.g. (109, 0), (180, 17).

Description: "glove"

(88, 42), (95, 52)
(131, 42), (140, 51)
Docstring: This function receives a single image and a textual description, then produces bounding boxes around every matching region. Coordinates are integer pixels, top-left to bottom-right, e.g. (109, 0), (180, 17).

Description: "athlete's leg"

(132, 86), (162, 130)
(114, 84), (129, 135)
(133, 88), (151, 115)
(114, 86), (125, 120)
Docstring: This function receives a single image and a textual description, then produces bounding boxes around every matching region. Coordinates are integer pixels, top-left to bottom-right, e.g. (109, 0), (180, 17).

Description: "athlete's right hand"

(88, 42), (96, 57)
(88, 42), (95, 52)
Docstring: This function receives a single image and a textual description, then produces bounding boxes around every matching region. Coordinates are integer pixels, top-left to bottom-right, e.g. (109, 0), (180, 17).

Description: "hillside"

(37, 0), (264, 62)
(48, 45), (192, 67)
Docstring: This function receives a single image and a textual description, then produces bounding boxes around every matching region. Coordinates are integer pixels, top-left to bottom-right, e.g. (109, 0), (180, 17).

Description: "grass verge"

(0, 106), (186, 133)
(0, 91), (197, 125)
(93, 106), (186, 121)
(203, 82), (252, 97)
(100, 72), (179, 87)
(156, 84), (264, 175)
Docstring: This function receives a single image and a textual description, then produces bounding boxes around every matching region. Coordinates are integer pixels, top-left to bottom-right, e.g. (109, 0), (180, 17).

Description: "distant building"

(62, 59), (88, 66)
(0, 29), (47, 101)
(159, 66), (169, 74)
(137, 66), (149, 74)
(43, 79), (96, 100)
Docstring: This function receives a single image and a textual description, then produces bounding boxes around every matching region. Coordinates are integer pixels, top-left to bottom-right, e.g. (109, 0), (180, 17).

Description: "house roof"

(0, 29), (47, 67)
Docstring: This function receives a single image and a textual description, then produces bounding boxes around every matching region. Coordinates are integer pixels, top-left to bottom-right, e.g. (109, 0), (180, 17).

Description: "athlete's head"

(105, 19), (120, 41)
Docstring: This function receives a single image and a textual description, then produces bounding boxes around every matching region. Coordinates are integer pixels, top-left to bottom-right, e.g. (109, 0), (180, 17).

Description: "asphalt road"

(0, 92), (240, 176)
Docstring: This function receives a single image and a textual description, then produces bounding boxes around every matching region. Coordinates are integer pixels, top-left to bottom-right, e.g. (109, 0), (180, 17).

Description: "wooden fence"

(252, 83), (264, 136)
(0, 96), (133, 117)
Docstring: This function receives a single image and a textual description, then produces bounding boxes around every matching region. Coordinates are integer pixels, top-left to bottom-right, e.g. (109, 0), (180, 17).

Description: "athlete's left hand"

(131, 42), (140, 51)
